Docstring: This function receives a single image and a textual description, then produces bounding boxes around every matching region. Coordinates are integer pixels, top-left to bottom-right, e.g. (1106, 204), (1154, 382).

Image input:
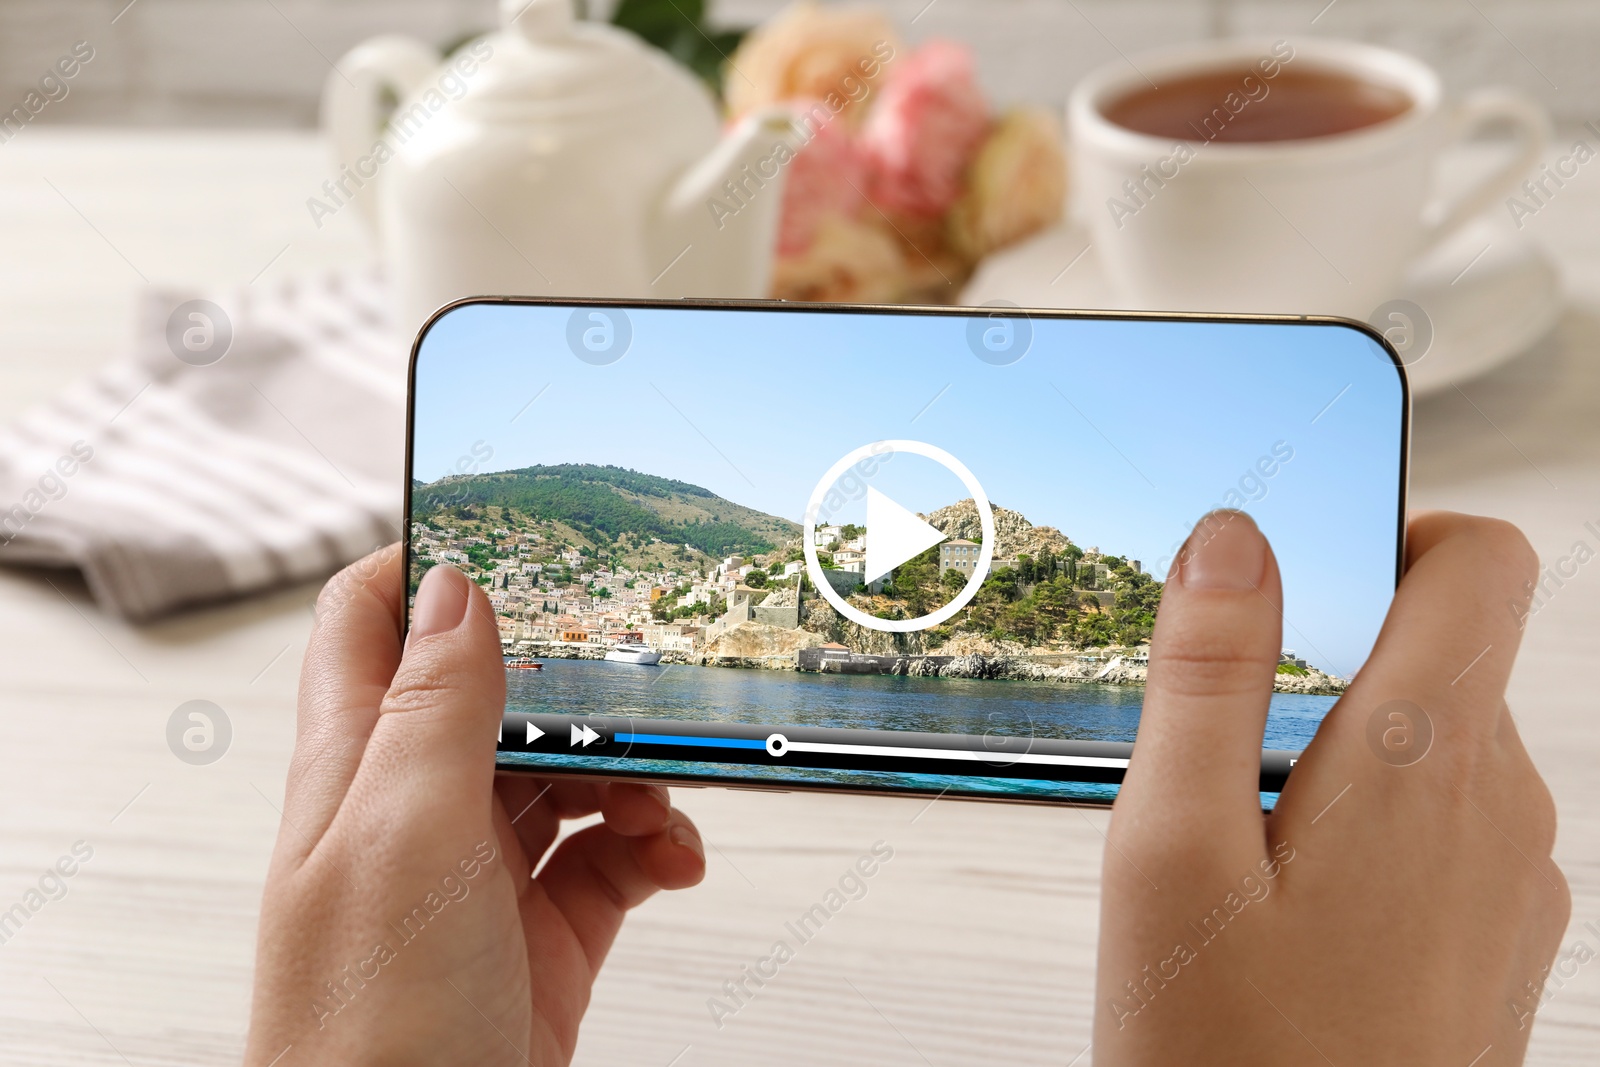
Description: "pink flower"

(776, 101), (868, 255)
(860, 40), (991, 219)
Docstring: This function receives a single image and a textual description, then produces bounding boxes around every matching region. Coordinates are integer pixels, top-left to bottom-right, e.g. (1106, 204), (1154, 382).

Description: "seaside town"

(409, 516), (782, 655)
(409, 487), (1344, 694)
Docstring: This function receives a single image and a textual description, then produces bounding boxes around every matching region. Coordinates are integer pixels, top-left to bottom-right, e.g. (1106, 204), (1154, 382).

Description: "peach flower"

(859, 39), (990, 219)
(947, 107), (1068, 260)
(771, 215), (907, 303)
(726, 3), (899, 125)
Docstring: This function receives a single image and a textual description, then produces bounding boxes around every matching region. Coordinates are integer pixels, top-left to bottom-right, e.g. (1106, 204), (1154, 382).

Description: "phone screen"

(406, 301), (1406, 807)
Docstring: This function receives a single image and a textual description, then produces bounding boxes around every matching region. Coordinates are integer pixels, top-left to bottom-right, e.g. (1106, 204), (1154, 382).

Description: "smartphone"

(405, 299), (1407, 808)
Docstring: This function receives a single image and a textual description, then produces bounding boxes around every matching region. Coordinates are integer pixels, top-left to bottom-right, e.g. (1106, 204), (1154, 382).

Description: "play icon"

(863, 486), (947, 584)
(804, 440), (995, 634)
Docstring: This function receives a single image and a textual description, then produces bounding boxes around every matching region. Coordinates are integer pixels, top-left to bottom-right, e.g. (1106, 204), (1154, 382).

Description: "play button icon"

(803, 440), (996, 634)
(863, 486), (948, 585)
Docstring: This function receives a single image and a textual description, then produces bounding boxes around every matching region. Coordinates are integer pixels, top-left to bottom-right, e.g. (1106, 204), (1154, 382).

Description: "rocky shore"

(513, 632), (1347, 694)
(901, 653), (1347, 695)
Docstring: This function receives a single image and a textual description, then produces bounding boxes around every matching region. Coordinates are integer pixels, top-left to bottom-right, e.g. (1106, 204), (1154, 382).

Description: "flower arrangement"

(725, 2), (1067, 303)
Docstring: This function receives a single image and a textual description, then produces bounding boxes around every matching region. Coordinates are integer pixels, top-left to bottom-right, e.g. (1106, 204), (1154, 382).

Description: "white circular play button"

(802, 440), (996, 633)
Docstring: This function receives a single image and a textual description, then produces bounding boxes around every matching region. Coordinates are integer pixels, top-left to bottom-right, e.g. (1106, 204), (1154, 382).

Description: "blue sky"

(413, 303), (1405, 675)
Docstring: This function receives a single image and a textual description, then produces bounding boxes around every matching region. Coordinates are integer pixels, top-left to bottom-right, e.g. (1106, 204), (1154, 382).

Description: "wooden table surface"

(0, 130), (1595, 1065)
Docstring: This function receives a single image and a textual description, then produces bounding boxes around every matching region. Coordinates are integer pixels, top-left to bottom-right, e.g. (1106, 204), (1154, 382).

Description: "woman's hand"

(244, 548), (705, 1066)
(1096, 510), (1568, 1065)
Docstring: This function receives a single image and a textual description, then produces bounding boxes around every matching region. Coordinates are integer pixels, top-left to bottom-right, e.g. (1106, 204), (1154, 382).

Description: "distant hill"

(413, 464), (797, 558)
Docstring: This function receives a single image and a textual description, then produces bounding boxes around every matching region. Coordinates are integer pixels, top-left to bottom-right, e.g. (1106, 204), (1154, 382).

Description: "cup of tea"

(1068, 39), (1550, 317)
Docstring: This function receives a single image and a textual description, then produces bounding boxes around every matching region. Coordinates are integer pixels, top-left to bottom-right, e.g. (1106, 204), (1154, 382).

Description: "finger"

(496, 775), (558, 822)
(351, 565), (504, 816)
(493, 778), (615, 872)
(490, 787), (537, 888)
(280, 543), (403, 857)
(495, 776), (561, 883)
(1112, 510), (1283, 869)
(532, 811), (706, 973)
(600, 783), (674, 838)
(494, 778), (674, 883)
(1276, 513), (1538, 816)
(496, 777), (652, 824)
(1366, 512), (1534, 725)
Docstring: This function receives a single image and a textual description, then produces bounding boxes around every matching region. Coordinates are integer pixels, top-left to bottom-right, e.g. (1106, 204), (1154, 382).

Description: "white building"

(643, 623), (702, 652)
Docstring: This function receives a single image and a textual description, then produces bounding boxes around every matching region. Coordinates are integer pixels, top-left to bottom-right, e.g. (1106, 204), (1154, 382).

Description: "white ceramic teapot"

(322, 0), (795, 335)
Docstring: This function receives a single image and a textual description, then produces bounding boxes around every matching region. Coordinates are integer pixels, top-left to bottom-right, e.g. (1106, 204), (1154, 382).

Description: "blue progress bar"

(615, 733), (768, 750)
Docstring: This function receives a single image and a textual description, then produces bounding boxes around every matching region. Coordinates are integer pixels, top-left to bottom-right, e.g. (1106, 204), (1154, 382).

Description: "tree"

(1034, 577), (1078, 635)
(1110, 570), (1162, 644)
(1077, 612), (1116, 645)
(746, 570), (768, 588)
(984, 566), (1019, 600)
(1003, 601), (1041, 643)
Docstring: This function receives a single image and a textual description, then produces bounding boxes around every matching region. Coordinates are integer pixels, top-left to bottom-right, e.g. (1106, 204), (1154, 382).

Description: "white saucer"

(962, 208), (1562, 397)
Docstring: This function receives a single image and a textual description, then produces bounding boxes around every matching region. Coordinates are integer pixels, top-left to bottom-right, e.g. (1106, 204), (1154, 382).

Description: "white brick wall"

(1, 0), (1596, 126)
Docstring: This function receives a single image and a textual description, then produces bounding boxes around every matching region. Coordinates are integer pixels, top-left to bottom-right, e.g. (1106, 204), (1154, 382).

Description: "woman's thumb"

(1112, 511), (1283, 865)
(361, 564), (505, 804)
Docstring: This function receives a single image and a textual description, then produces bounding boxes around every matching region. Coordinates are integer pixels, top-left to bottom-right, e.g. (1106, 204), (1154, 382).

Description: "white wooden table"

(0, 130), (1595, 1065)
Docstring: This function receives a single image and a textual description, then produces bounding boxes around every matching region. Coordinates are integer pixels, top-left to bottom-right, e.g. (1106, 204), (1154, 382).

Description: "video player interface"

(407, 302), (1405, 805)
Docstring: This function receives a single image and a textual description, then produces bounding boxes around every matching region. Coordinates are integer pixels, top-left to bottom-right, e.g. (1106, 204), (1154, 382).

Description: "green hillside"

(413, 464), (796, 558)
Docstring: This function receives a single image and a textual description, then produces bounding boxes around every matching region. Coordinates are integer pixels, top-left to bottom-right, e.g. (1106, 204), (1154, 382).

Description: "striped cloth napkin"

(0, 267), (404, 620)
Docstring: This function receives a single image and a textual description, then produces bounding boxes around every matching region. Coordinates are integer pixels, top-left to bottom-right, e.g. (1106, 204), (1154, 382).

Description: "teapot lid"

(463, 0), (714, 119)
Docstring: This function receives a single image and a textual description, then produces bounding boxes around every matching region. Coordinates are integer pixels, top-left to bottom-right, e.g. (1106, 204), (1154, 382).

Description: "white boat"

(604, 642), (662, 665)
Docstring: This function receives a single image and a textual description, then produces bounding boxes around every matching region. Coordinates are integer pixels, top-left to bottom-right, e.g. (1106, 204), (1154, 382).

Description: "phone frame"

(404, 296), (1411, 810)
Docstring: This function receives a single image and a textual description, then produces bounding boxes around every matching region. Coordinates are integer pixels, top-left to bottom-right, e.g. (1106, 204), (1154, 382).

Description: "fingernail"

(410, 565), (471, 640)
(670, 824), (704, 861)
(1178, 510), (1267, 590)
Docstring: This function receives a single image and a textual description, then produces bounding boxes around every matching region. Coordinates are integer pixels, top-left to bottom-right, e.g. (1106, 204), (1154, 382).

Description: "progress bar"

(498, 713), (1299, 790)
(763, 732), (1129, 768)
(616, 733), (767, 750)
